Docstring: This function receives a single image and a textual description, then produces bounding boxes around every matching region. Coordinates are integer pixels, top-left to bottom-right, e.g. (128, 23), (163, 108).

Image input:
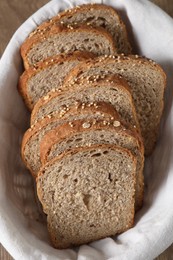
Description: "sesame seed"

(69, 122), (74, 127)
(82, 122), (91, 129)
(133, 125), (136, 128)
(135, 55), (139, 58)
(44, 95), (49, 100)
(113, 121), (121, 127)
(103, 121), (107, 125)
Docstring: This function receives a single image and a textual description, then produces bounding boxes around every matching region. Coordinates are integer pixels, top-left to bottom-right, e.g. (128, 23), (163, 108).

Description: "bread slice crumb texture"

(37, 145), (136, 249)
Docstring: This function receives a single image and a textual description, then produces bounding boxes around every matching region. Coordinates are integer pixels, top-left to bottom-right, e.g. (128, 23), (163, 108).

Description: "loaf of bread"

(21, 25), (116, 69)
(37, 145), (136, 249)
(18, 51), (95, 110)
(29, 4), (131, 55)
(64, 55), (166, 155)
(18, 2), (167, 250)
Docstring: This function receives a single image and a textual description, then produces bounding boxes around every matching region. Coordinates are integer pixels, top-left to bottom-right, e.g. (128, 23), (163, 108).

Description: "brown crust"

(63, 54), (166, 155)
(40, 117), (143, 165)
(31, 74), (141, 131)
(21, 25), (117, 69)
(64, 54), (167, 85)
(18, 51), (96, 111)
(28, 4), (132, 54)
(31, 4), (126, 35)
(21, 101), (120, 177)
(37, 144), (136, 249)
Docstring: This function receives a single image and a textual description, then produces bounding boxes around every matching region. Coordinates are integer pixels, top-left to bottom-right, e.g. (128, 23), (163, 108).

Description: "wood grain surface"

(0, 0), (173, 259)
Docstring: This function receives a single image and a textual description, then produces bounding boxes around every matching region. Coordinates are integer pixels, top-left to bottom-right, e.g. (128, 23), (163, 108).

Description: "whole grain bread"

(29, 4), (131, 55)
(31, 75), (140, 132)
(37, 145), (136, 249)
(18, 51), (95, 110)
(21, 25), (116, 69)
(40, 119), (144, 210)
(22, 102), (120, 177)
(64, 55), (166, 155)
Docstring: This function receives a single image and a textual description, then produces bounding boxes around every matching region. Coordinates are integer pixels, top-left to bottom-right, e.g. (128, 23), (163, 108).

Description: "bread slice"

(31, 75), (140, 131)
(21, 25), (116, 69)
(29, 4), (131, 55)
(64, 55), (166, 155)
(37, 145), (136, 249)
(40, 119), (144, 210)
(18, 51), (95, 110)
(21, 102), (119, 177)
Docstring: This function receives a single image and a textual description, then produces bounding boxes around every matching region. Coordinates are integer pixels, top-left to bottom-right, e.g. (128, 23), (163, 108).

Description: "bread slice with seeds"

(21, 102), (119, 177)
(64, 55), (166, 155)
(37, 145), (136, 249)
(28, 4), (131, 55)
(21, 25), (116, 69)
(18, 51), (95, 110)
(31, 75), (140, 132)
(40, 119), (144, 210)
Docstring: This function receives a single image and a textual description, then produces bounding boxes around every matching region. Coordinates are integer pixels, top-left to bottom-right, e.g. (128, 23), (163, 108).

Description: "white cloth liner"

(0, 0), (173, 259)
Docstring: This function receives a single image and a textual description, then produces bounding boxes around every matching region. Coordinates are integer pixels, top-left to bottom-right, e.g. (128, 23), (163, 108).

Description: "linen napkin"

(0, 0), (173, 259)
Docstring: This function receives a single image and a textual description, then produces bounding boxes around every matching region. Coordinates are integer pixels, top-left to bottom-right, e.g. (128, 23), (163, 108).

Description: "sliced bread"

(40, 119), (144, 210)
(18, 51), (95, 110)
(29, 4), (131, 55)
(31, 75), (140, 131)
(37, 145), (136, 249)
(21, 102), (119, 177)
(64, 55), (166, 155)
(21, 25), (116, 69)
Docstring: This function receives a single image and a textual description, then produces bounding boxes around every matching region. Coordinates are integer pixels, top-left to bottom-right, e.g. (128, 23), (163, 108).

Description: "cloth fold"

(0, 0), (173, 259)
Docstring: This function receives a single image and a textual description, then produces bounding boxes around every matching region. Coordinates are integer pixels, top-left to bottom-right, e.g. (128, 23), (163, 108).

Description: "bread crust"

(63, 54), (166, 155)
(25, 4), (131, 56)
(21, 25), (117, 69)
(18, 51), (95, 110)
(31, 74), (141, 132)
(40, 118), (143, 165)
(21, 101), (120, 177)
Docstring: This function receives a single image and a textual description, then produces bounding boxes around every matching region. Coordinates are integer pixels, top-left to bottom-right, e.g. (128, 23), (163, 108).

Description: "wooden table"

(0, 0), (173, 259)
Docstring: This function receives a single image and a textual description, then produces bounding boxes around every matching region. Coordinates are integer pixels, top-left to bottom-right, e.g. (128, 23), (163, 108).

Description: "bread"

(37, 145), (136, 249)
(40, 119), (144, 210)
(21, 25), (116, 69)
(21, 102), (120, 177)
(31, 75), (140, 132)
(18, 51), (95, 110)
(29, 4), (131, 55)
(64, 54), (166, 155)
